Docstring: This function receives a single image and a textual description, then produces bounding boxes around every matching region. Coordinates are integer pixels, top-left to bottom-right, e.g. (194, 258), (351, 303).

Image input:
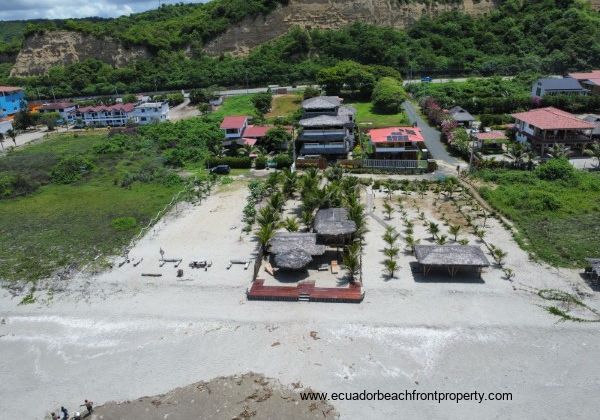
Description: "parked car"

(210, 165), (231, 175)
(421, 76), (433, 83)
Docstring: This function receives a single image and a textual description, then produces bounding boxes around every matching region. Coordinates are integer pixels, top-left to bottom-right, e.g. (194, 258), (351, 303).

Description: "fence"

(362, 159), (429, 170)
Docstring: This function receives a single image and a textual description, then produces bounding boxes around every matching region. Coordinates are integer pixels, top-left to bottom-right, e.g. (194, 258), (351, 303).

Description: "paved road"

(402, 101), (462, 167)
(0, 126), (69, 152)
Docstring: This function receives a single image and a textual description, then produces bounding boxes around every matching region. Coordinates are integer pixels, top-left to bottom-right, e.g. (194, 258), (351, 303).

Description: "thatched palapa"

(414, 245), (490, 277)
(314, 208), (356, 245)
(274, 249), (313, 270)
(270, 233), (326, 256)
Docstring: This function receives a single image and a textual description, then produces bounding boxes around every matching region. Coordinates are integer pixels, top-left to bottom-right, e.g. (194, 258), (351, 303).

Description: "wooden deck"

(247, 279), (364, 303)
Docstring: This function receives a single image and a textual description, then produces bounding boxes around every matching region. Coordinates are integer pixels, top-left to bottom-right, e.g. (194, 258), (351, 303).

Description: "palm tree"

(264, 172), (281, 194)
(404, 235), (420, 254)
(237, 144), (260, 157)
(382, 200), (394, 220)
(256, 223), (275, 253)
(343, 241), (361, 284)
(383, 259), (398, 279)
(6, 129), (17, 147)
(283, 217), (300, 232)
(281, 169), (298, 197)
(449, 224), (461, 241)
(436, 235), (448, 245)
(506, 142), (526, 168)
(325, 165), (344, 183)
(268, 191), (285, 212)
(584, 141), (600, 169)
(382, 179), (395, 200)
(427, 222), (440, 240)
(493, 248), (507, 266)
(383, 226), (400, 246)
(458, 238), (469, 246)
(547, 143), (571, 160)
(257, 206), (280, 227)
(474, 227), (486, 242)
(383, 246), (400, 259)
(301, 210), (314, 230)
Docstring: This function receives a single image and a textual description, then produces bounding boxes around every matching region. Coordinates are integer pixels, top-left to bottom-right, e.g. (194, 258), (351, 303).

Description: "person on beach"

(50, 412), (59, 420)
(81, 399), (94, 414)
(60, 406), (68, 419)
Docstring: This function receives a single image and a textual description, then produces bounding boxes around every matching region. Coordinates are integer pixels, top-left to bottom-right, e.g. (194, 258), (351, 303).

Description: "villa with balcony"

(297, 96), (356, 158)
(511, 107), (595, 154)
(368, 127), (428, 160)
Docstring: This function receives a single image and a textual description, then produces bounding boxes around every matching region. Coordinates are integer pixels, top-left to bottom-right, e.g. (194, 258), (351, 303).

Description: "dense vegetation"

(477, 161), (600, 267)
(0, 117), (224, 282)
(1, 0), (599, 99)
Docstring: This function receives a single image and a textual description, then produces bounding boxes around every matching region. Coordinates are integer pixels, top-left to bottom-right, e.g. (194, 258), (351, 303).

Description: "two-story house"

(531, 78), (588, 99)
(297, 96), (356, 158)
(0, 86), (25, 118)
(76, 103), (136, 127)
(131, 102), (170, 125)
(38, 102), (78, 124)
(368, 127), (427, 160)
(512, 107), (595, 154)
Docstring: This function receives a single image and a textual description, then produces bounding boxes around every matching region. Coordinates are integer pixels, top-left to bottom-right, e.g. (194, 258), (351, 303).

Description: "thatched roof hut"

(414, 245), (490, 277)
(314, 208), (356, 245)
(270, 233), (326, 256)
(274, 249), (313, 270)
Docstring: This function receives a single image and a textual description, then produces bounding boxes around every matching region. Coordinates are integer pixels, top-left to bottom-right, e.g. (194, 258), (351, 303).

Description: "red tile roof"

(242, 138), (258, 146)
(0, 86), (23, 94)
(243, 125), (271, 138)
(474, 130), (507, 141)
(368, 127), (425, 144)
(78, 103), (135, 113)
(568, 70), (600, 80)
(220, 116), (248, 130)
(511, 107), (595, 130)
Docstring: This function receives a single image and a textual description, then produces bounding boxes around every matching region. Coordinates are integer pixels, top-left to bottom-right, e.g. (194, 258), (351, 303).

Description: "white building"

(76, 103), (136, 127)
(38, 102), (77, 123)
(132, 102), (169, 125)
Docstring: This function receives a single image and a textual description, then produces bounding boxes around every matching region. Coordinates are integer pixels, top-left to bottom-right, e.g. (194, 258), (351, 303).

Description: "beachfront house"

(531, 78), (588, 99)
(0, 86), (25, 118)
(297, 96), (356, 158)
(76, 103), (136, 127)
(38, 102), (78, 124)
(511, 107), (595, 154)
(220, 116), (249, 140)
(447, 106), (475, 128)
(367, 126), (428, 160)
(220, 115), (286, 148)
(568, 71), (600, 96)
(131, 102), (170, 125)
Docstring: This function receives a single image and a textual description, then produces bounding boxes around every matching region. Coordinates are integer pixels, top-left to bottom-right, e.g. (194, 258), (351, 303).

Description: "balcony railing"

(300, 142), (348, 155)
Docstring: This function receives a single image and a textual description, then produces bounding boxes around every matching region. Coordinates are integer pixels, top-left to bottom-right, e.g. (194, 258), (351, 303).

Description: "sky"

(0, 0), (208, 21)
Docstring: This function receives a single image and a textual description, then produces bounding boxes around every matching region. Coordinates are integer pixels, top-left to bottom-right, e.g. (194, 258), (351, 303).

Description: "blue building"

(0, 86), (25, 118)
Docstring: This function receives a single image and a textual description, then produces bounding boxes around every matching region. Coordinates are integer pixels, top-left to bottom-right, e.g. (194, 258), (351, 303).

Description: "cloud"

(0, 0), (207, 21)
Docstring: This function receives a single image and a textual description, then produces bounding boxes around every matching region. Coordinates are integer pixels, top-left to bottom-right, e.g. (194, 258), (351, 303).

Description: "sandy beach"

(1, 179), (599, 419)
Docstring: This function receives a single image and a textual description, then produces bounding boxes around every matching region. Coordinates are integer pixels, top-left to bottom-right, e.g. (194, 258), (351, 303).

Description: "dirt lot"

(1, 178), (600, 419)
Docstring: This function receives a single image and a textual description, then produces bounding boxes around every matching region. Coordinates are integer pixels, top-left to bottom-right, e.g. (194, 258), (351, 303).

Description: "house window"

(536, 88), (541, 96)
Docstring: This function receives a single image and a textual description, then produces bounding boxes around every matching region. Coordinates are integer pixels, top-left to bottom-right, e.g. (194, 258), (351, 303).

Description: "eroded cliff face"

(10, 31), (150, 77)
(204, 0), (498, 55)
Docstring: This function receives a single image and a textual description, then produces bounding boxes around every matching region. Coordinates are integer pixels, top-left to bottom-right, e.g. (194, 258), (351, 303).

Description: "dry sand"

(1, 179), (600, 419)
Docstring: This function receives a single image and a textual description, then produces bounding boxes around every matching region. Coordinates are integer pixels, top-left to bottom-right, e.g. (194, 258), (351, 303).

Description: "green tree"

(252, 91), (273, 115)
(371, 77), (407, 114)
(343, 241), (361, 284)
(263, 127), (291, 153)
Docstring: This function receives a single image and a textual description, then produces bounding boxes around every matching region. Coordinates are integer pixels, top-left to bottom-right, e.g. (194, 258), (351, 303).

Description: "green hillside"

(1, 0), (599, 98)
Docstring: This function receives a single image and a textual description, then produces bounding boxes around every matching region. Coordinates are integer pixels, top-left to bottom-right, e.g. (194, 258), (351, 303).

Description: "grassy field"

(266, 94), (302, 119)
(212, 95), (257, 119)
(0, 133), (180, 282)
(349, 101), (410, 128)
(477, 166), (600, 267)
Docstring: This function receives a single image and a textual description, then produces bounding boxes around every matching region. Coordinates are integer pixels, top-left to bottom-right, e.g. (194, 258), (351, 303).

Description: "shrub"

(303, 86), (321, 100)
(51, 156), (94, 184)
(0, 173), (39, 199)
(252, 91), (273, 115)
(535, 158), (574, 181)
(207, 156), (252, 169)
(371, 77), (407, 114)
(255, 156), (267, 170)
(273, 154), (292, 169)
(166, 92), (185, 106)
(111, 216), (138, 231)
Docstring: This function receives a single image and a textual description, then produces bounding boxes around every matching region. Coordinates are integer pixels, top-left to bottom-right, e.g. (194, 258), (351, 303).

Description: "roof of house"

(270, 233), (326, 256)
(447, 106), (475, 122)
(0, 86), (23, 94)
(302, 96), (342, 110)
(582, 78), (600, 87)
(414, 245), (490, 267)
(314, 208), (357, 237)
(299, 115), (347, 127)
(511, 107), (596, 130)
(273, 249), (313, 270)
(581, 114), (600, 135)
(568, 70), (600, 80)
(368, 127), (424, 144)
(243, 125), (272, 138)
(241, 138), (258, 146)
(338, 106), (357, 116)
(535, 78), (587, 92)
(474, 130), (508, 141)
(220, 115), (248, 130)
(78, 103), (136, 113)
(134, 102), (166, 108)
(40, 102), (77, 111)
